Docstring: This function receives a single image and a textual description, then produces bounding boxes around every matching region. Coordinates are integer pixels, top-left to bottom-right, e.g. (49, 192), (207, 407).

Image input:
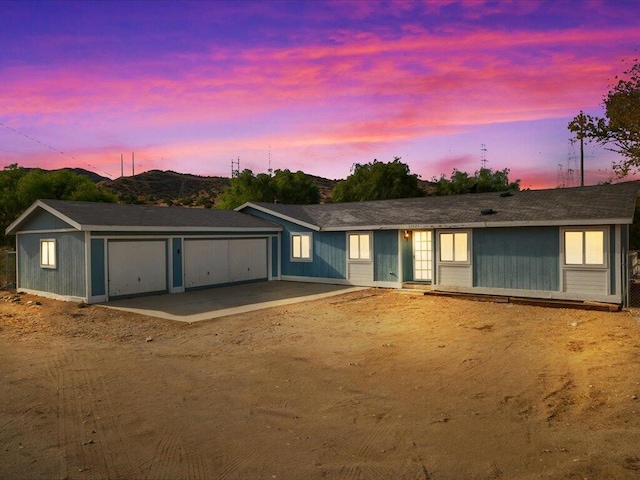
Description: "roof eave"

(84, 225), (283, 233)
(319, 217), (633, 231)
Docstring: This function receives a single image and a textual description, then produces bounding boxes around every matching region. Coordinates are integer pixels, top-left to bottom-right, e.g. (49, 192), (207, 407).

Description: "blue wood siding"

(374, 230), (399, 282)
(90, 238), (105, 296)
(172, 238), (183, 288)
(19, 208), (73, 231)
(18, 232), (86, 297)
(271, 236), (279, 277)
(402, 235), (413, 282)
(610, 226), (616, 295)
(473, 227), (559, 291)
(243, 207), (346, 279)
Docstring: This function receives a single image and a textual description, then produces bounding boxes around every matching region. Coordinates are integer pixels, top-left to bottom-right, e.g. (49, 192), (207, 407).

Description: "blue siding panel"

(90, 238), (105, 296)
(610, 226), (616, 295)
(473, 227), (559, 291)
(18, 232), (86, 297)
(374, 230), (399, 282)
(271, 236), (279, 277)
(20, 208), (74, 231)
(173, 238), (183, 288)
(244, 207), (346, 279)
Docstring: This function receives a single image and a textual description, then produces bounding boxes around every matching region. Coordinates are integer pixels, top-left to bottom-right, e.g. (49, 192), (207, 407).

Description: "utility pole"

(132, 151), (135, 177)
(120, 153), (124, 178)
(579, 135), (584, 187)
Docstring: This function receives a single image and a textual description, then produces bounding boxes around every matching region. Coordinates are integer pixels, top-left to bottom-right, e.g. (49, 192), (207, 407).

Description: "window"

(348, 233), (371, 260)
(439, 232), (468, 262)
(40, 239), (56, 269)
(291, 232), (312, 261)
(564, 230), (605, 266)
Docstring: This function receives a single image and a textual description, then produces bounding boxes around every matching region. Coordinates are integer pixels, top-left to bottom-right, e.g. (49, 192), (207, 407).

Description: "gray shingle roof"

(247, 182), (639, 230)
(31, 199), (280, 231)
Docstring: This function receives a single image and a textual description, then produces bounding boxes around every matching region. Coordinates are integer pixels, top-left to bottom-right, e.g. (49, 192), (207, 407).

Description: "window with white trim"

(291, 232), (312, 261)
(348, 233), (371, 260)
(439, 232), (468, 262)
(564, 229), (605, 266)
(40, 239), (57, 269)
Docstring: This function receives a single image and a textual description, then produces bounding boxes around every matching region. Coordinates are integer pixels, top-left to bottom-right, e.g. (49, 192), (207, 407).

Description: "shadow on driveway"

(100, 281), (366, 323)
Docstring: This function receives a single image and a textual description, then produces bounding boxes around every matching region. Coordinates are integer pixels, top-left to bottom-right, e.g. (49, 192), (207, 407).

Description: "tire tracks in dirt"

(144, 431), (208, 480)
(53, 349), (138, 479)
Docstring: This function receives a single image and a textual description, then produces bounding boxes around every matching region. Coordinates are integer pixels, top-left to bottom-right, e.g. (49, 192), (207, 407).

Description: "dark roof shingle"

(36, 200), (280, 230)
(247, 182), (639, 230)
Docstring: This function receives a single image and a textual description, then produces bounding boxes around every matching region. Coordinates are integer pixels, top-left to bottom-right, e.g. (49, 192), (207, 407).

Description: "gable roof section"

(239, 182), (639, 231)
(6, 199), (281, 234)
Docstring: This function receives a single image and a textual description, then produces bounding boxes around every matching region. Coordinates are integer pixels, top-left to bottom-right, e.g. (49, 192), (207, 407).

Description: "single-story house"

(5, 199), (281, 303)
(6, 181), (639, 306)
(238, 181), (639, 305)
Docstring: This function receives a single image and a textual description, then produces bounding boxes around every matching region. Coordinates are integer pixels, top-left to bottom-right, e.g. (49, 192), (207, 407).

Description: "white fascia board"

(83, 225), (283, 233)
(237, 203), (320, 232)
(5, 200), (82, 234)
(319, 217), (633, 231)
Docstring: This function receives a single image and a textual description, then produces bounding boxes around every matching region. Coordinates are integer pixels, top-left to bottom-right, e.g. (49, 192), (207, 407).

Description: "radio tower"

(231, 157), (240, 178)
(268, 144), (273, 176)
(480, 144), (488, 169)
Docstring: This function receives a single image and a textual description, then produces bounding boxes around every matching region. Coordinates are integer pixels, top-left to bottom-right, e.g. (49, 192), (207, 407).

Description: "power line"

(0, 121), (114, 179)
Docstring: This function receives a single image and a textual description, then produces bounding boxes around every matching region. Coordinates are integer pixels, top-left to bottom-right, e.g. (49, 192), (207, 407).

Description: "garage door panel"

(184, 240), (230, 288)
(137, 241), (167, 293)
(108, 241), (167, 297)
(228, 239), (267, 283)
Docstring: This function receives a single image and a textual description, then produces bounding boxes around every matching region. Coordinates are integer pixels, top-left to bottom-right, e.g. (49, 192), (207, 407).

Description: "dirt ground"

(1, 289), (640, 480)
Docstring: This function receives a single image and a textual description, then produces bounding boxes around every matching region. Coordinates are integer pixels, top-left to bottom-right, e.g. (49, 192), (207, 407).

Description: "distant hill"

(22, 167), (111, 184)
(61, 167), (433, 206)
(98, 170), (231, 207)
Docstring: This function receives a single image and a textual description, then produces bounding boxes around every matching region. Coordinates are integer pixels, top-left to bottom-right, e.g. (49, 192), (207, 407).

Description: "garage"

(108, 240), (167, 297)
(5, 199), (282, 304)
(184, 238), (268, 289)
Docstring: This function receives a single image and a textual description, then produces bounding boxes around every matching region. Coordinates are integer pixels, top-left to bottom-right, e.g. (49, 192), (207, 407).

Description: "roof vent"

(481, 208), (497, 215)
(499, 191), (513, 197)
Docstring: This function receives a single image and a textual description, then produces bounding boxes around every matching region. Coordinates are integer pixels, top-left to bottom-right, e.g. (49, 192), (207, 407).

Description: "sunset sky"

(1, 0), (639, 188)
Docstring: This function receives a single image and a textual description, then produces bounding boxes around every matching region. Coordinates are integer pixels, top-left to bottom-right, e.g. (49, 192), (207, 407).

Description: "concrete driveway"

(100, 281), (366, 323)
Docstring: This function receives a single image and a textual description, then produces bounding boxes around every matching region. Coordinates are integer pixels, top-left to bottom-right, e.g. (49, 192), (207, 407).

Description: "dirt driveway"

(1, 289), (640, 480)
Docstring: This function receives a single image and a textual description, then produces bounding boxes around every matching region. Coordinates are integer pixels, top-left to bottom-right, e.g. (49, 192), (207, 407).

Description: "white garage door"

(108, 241), (167, 297)
(229, 238), (268, 282)
(184, 239), (230, 289)
(184, 238), (268, 289)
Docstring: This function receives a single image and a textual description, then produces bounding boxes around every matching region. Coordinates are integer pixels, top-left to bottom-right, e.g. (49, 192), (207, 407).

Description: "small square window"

(41, 239), (56, 269)
(348, 233), (371, 260)
(439, 232), (468, 263)
(564, 230), (605, 266)
(291, 233), (312, 261)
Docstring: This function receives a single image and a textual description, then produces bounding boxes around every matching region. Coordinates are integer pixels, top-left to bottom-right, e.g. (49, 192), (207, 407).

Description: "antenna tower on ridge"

(268, 144), (273, 176)
(231, 157), (240, 178)
(480, 144), (488, 169)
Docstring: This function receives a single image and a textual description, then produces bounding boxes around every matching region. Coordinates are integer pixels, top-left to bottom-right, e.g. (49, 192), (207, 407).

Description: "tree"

(0, 165), (115, 245)
(433, 167), (520, 195)
(331, 157), (424, 203)
(568, 60), (640, 177)
(217, 169), (320, 209)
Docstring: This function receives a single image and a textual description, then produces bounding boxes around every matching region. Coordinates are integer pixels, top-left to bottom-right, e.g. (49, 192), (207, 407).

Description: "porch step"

(401, 282), (433, 291)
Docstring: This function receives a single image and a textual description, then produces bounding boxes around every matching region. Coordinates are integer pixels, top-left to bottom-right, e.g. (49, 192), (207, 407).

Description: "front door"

(413, 230), (432, 281)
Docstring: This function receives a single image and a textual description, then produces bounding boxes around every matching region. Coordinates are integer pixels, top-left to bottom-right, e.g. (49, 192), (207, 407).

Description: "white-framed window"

(439, 231), (468, 263)
(291, 232), (312, 262)
(563, 229), (606, 266)
(40, 239), (57, 269)
(348, 233), (371, 260)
